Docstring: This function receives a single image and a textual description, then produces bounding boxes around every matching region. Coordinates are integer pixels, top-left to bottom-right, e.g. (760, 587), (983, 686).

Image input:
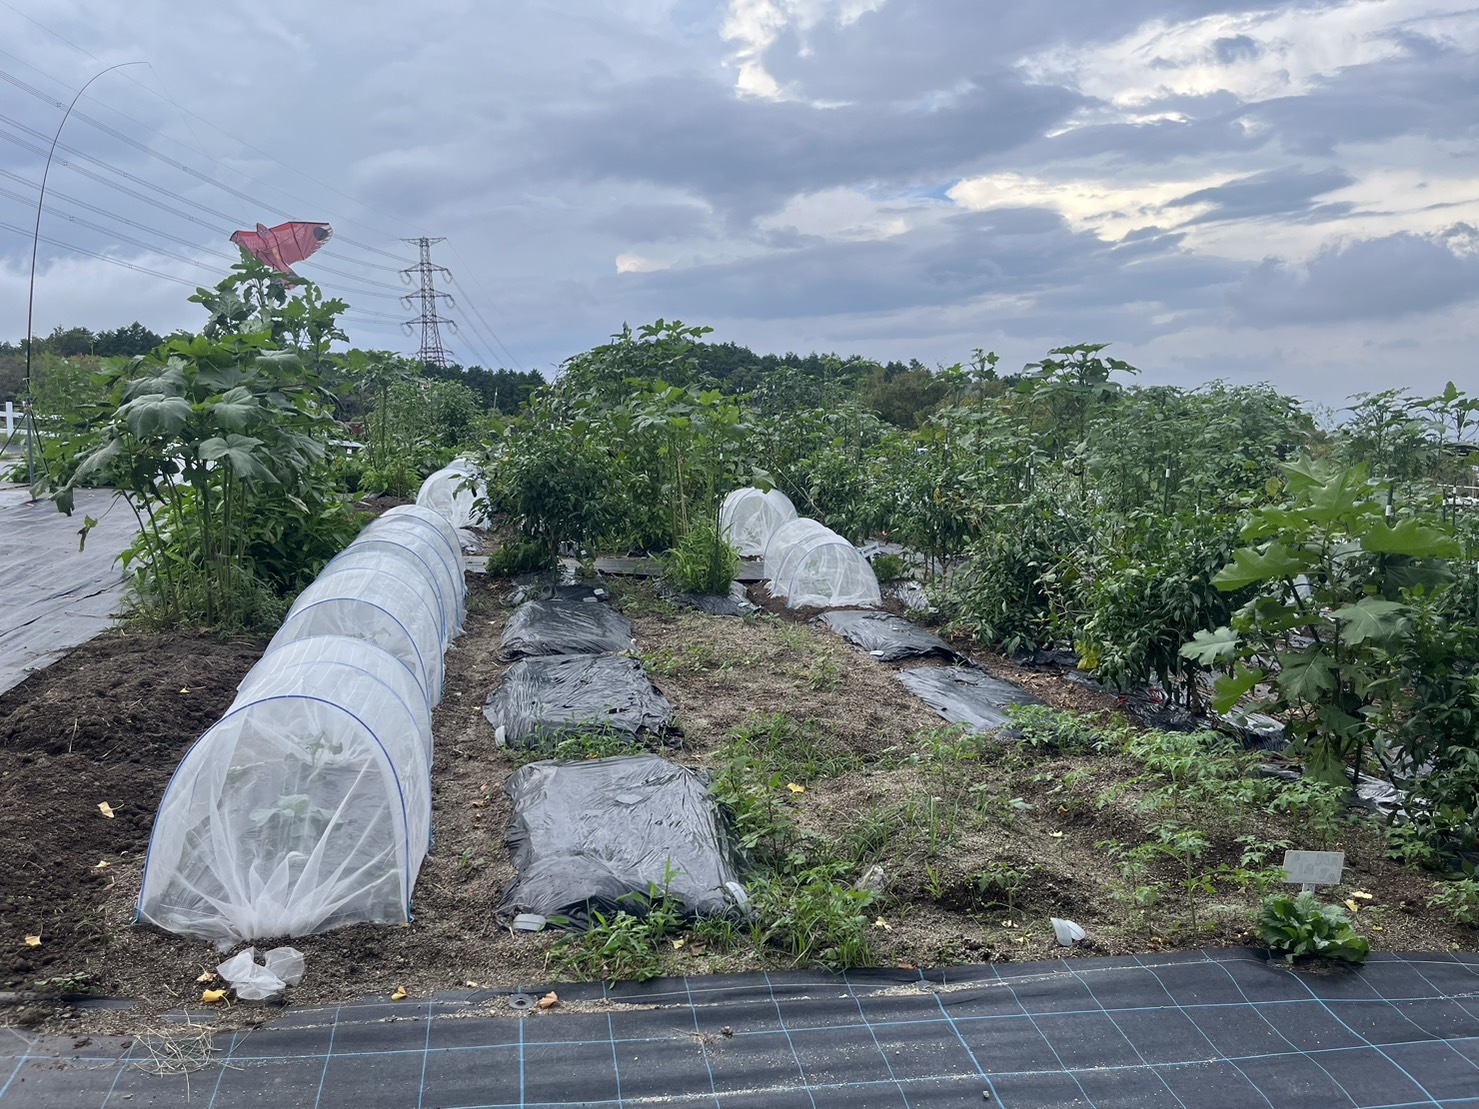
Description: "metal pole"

(24, 61), (145, 497)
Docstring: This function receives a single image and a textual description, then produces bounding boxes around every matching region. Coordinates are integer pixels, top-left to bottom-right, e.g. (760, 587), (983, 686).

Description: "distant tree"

(94, 322), (163, 357)
(46, 325), (95, 357)
(860, 363), (949, 427)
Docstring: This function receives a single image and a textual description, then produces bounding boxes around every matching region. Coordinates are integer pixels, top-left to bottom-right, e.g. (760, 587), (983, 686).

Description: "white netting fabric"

(720, 487), (798, 557)
(762, 517), (881, 609)
(416, 461), (486, 531)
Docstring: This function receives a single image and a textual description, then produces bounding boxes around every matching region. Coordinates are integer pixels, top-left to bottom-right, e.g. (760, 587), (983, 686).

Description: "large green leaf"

(1357, 517), (1461, 559)
(209, 386), (260, 433)
(199, 434), (277, 484)
(1329, 598), (1410, 645)
(119, 394), (192, 439)
(1276, 649), (1336, 702)
(1211, 662), (1265, 714)
(1213, 543), (1310, 590)
(1179, 625), (1240, 666)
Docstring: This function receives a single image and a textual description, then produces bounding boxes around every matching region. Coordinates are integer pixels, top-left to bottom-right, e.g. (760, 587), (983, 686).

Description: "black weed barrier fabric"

(10, 950), (1477, 1106)
(899, 663), (1044, 731)
(499, 754), (745, 926)
(483, 653), (677, 749)
(499, 597), (635, 658)
(821, 609), (959, 662)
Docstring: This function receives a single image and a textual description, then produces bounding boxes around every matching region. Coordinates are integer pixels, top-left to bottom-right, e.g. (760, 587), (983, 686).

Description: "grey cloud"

(585, 202), (715, 243)
(1211, 35), (1261, 65)
(1229, 229), (1479, 327)
(524, 71), (1083, 217)
(1169, 167), (1354, 224)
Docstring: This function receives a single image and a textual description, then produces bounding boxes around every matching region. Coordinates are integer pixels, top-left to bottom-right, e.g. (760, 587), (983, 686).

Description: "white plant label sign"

(1282, 850), (1345, 892)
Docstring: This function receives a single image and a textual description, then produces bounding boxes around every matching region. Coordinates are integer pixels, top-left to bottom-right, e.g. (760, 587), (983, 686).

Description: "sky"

(0, 0), (1475, 405)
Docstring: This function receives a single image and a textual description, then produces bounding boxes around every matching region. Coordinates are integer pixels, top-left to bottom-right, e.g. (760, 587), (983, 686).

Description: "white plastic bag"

(217, 946), (306, 1000)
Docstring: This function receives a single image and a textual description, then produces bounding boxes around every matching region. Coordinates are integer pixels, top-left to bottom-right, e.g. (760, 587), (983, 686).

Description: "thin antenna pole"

(24, 60), (146, 497)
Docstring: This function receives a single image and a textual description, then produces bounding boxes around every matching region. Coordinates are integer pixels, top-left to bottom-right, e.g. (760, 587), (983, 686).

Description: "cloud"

(525, 71), (1082, 218)
(1230, 225), (1479, 326)
(1168, 167), (1355, 223)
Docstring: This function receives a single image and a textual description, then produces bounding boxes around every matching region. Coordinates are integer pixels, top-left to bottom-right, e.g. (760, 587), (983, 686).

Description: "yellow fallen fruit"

(98, 802), (115, 819)
(201, 988), (227, 1004)
(1344, 899), (1360, 913)
(1049, 831), (1064, 839)
(196, 972), (217, 984)
(1351, 891), (1374, 901)
(464, 980), (480, 988)
(93, 859), (111, 870)
(874, 918), (892, 931)
(178, 688), (190, 695)
(537, 991), (559, 1010)
(391, 986), (408, 1000)
(786, 783), (805, 794)
(671, 938), (685, 950)
(24, 935), (41, 947)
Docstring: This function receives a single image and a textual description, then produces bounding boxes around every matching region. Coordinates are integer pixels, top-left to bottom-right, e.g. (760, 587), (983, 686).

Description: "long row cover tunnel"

(136, 497), (470, 943)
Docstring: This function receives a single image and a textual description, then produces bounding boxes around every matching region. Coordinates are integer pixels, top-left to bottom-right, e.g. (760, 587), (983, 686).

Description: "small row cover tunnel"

(137, 502), (469, 945)
(720, 487), (882, 609)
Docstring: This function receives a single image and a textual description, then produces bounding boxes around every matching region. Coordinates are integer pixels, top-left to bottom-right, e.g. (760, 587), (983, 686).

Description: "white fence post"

(1, 400), (15, 437)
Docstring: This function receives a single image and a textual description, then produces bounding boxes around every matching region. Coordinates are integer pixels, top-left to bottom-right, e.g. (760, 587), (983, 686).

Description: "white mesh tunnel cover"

(236, 636), (434, 763)
(358, 516), (467, 633)
(382, 502), (471, 555)
(272, 566), (445, 706)
(137, 676), (432, 944)
(416, 463), (486, 531)
(719, 487), (798, 557)
(316, 547), (456, 648)
(762, 517), (881, 609)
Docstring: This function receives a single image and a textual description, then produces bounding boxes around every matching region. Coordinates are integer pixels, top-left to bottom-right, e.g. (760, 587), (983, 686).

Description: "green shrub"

(1258, 892), (1370, 964)
(662, 518), (739, 595)
(486, 538), (556, 577)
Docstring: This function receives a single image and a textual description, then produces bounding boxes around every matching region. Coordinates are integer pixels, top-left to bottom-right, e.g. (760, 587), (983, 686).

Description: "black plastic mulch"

(4, 949), (1477, 1107)
(819, 610), (959, 662)
(898, 664), (1045, 732)
(483, 654), (677, 749)
(499, 598), (635, 659)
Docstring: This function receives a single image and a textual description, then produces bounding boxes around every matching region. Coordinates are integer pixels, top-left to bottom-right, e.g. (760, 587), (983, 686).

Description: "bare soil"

(0, 573), (1472, 1036)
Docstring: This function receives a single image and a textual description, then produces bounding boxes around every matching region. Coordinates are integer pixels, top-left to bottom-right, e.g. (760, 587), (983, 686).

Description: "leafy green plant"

(549, 866), (687, 982)
(870, 552), (908, 583)
(1426, 877), (1479, 925)
(975, 861), (1038, 917)
(486, 538), (557, 578)
(50, 260), (353, 631)
(661, 517), (739, 595)
(750, 862), (876, 970)
(1006, 704), (1120, 755)
(1183, 457), (1462, 786)
(1258, 892), (1371, 964)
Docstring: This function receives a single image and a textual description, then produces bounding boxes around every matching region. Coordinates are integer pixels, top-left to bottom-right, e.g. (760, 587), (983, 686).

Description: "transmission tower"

(401, 237), (458, 368)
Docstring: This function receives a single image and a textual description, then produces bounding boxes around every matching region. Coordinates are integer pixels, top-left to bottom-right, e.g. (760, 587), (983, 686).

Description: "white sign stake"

(1282, 850), (1345, 893)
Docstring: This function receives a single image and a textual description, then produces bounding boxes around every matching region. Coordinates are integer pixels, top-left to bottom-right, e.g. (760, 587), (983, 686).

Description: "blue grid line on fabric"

(910, 967), (998, 1106)
(97, 1026), (1472, 1080)
(0, 1054), (25, 1103)
(987, 958), (1101, 1108)
(1284, 960), (1445, 1106)
(1058, 957), (1192, 1109)
(1127, 953), (1277, 1109)
(98, 1035), (137, 1108)
(606, 1012), (624, 1109)
(312, 1005), (341, 1109)
(681, 971), (721, 1109)
(1386, 955), (1479, 1082)
(761, 970), (819, 1109)
(1204, 949), (1361, 1106)
(841, 969), (916, 1109)
(204, 1029), (241, 1109)
(518, 1010), (526, 1109)
(416, 996), (434, 1109)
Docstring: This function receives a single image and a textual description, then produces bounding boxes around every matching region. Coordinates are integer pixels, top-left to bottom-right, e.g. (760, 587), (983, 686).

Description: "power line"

(448, 272), (523, 370)
(0, 216), (199, 286)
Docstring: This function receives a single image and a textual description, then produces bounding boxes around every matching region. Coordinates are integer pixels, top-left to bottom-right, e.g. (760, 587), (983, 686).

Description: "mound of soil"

(0, 630), (266, 992)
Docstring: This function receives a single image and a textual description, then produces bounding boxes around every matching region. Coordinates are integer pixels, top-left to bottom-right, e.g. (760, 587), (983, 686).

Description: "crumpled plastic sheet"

(217, 946), (305, 1000)
(499, 598), (635, 659)
(507, 581), (607, 607)
(665, 581), (758, 617)
(819, 610), (958, 662)
(500, 754), (747, 928)
(896, 664), (1043, 732)
(484, 654), (677, 749)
